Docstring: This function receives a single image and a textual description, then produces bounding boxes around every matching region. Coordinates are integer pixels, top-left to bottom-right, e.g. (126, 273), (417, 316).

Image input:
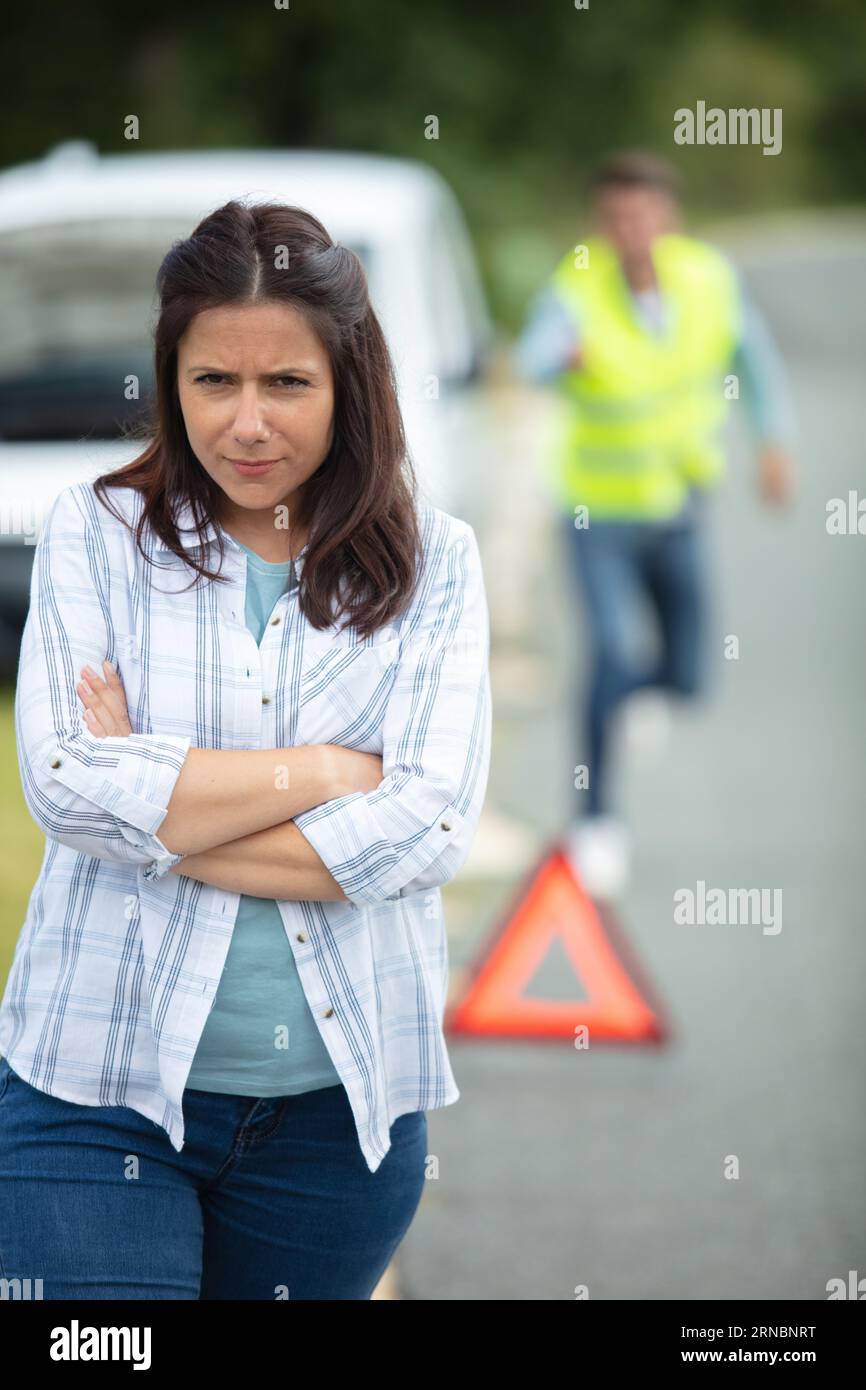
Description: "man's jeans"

(561, 498), (710, 817)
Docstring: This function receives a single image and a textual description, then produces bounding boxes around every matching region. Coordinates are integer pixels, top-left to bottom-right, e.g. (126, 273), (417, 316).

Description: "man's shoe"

(564, 816), (631, 900)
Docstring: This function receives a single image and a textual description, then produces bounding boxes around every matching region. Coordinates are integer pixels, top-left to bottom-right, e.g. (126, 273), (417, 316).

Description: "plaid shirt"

(0, 479), (491, 1172)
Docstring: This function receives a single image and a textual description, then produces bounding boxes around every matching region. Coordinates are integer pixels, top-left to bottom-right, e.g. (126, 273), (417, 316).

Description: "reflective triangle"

(446, 844), (667, 1042)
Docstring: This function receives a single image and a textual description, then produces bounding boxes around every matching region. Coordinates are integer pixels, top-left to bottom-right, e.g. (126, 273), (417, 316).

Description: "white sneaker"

(619, 689), (672, 765)
(563, 817), (630, 900)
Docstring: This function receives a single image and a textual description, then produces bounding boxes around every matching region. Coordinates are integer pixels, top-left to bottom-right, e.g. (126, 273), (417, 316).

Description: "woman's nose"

(230, 386), (270, 436)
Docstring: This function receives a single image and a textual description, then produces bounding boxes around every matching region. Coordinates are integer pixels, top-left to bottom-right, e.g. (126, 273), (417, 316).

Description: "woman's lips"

(227, 458), (281, 476)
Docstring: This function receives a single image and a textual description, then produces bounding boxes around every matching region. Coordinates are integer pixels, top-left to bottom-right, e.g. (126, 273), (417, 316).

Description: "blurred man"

(515, 150), (796, 897)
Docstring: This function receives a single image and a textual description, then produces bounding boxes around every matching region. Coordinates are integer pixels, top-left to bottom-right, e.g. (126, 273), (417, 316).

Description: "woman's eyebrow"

(185, 364), (320, 375)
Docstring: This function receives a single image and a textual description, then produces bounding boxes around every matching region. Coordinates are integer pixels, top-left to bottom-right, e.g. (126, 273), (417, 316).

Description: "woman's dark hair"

(92, 199), (423, 638)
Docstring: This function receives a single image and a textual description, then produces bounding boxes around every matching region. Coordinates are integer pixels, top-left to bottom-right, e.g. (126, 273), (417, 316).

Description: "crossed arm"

(168, 819), (349, 901)
(75, 660), (381, 902)
(28, 493), (489, 910)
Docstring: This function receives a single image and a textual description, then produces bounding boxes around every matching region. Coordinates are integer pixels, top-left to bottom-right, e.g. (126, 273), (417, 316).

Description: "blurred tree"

(0, 0), (862, 329)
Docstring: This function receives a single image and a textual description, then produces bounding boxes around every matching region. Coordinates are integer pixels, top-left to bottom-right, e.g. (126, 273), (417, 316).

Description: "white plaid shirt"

(0, 479), (491, 1172)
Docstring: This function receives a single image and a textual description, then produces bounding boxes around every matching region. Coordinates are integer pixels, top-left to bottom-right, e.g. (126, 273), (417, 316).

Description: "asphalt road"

(399, 222), (866, 1300)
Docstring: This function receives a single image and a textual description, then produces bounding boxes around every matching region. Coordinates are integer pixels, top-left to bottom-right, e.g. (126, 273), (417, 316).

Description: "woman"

(0, 200), (492, 1299)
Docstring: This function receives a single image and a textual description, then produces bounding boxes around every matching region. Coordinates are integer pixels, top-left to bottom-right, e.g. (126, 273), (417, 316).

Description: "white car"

(0, 141), (496, 674)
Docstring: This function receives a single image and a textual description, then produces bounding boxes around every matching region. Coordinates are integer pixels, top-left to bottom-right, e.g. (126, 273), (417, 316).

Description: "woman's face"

(176, 300), (335, 531)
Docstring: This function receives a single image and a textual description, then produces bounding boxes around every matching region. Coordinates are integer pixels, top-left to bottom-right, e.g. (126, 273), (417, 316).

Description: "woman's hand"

(73, 664), (382, 801)
(76, 660), (133, 738)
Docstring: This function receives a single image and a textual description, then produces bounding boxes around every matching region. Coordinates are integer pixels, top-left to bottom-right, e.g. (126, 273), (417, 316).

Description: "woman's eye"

(193, 375), (307, 388)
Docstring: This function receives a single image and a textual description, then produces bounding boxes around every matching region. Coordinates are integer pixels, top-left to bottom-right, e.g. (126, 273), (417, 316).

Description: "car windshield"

(0, 218), (372, 441)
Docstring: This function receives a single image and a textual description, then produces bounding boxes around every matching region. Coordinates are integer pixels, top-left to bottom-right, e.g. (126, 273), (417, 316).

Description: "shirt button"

(322, 1007), (334, 1018)
(440, 819), (452, 831)
(296, 931), (307, 943)
(49, 757), (62, 768)
(270, 616), (281, 625)
(262, 695), (271, 705)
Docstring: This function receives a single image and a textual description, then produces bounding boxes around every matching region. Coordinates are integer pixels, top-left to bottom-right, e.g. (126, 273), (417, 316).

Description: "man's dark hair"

(587, 151), (682, 200)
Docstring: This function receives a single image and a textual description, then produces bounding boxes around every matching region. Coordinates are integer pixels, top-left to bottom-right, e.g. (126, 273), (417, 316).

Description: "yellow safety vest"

(546, 234), (741, 521)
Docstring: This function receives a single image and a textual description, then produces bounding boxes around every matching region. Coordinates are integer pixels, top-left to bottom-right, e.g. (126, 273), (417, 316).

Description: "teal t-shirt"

(185, 539), (341, 1097)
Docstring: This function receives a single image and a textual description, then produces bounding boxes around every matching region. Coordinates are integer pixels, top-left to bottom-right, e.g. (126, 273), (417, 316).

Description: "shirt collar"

(155, 495), (309, 574)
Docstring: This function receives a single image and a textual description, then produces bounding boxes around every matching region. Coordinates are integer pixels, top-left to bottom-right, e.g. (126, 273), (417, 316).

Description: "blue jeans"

(0, 1056), (428, 1299)
(561, 500), (710, 817)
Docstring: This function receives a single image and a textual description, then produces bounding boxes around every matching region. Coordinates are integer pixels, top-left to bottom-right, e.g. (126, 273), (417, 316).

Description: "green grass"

(0, 683), (45, 990)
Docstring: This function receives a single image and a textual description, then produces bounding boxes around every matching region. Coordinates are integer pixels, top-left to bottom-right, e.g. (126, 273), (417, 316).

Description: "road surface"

(399, 219), (866, 1300)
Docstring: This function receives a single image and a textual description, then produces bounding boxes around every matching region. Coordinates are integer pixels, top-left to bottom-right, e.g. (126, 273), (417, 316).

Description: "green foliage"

(0, 2), (862, 328)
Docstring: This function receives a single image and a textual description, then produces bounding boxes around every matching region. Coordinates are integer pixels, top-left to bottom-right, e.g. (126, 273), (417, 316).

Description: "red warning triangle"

(446, 843), (667, 1043)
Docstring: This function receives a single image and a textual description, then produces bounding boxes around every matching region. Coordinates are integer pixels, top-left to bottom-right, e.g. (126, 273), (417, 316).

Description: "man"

(515, 150), (796, 897)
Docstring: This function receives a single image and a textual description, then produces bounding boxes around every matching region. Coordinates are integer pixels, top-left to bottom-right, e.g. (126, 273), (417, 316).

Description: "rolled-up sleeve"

(293, 522), (492, 906)
(731, 281), (797, 450)
(514, 287), (582, 384)
(15, 484), (191, 878)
